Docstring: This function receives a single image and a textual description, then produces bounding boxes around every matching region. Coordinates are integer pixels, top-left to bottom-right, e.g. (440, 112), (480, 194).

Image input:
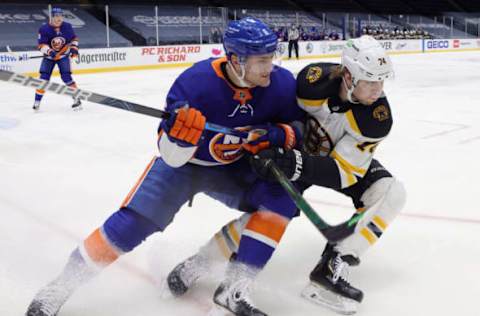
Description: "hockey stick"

(1, 70), (359, 241)
(0, 69), (249, 138)
(265, 159), (364, 243)
(6, 46), (43, 61)
(20, 55), (44, 60)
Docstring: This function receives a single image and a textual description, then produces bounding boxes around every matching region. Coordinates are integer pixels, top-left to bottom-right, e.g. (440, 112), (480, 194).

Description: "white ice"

(1, 51), (479, 316)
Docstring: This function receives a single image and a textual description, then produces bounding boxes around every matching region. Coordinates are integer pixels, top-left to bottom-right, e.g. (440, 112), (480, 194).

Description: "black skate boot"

(26, 248), (96, 316)
(301, 244), (363, 315)
(25, 278), (73, 316)
(32, 100), (40, 111)
(71, 98), (82, 111)
(167, 254), (209, 297)
(211, 280), (267, 316)
(25, 300), (51, 316)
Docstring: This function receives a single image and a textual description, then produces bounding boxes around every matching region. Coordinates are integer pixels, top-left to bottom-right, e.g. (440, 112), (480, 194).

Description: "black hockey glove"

(249, 147), (304, 182)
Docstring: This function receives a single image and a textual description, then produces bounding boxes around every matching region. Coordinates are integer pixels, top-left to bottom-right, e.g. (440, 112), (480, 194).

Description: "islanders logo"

(51, 37), (66, 51)
(209, 127), (250, 164)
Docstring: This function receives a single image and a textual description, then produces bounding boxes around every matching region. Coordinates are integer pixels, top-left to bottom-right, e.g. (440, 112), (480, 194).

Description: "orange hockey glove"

(166, 107), (206, 146)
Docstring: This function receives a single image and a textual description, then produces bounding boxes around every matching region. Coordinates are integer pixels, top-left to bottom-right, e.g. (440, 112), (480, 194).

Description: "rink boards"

(1, 38), (479, 77)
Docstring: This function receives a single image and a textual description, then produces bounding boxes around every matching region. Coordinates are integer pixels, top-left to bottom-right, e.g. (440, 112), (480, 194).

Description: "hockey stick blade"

(266, 159), (363, 243)
(0, 69), (249, 138)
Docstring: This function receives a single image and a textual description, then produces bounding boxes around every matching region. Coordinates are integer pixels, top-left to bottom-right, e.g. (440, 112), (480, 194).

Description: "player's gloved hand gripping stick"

(6, 45), (76, 61)
(0, 69), (360, 242)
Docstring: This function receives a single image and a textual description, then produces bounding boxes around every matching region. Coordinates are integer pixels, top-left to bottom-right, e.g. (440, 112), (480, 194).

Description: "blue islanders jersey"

(161, 57), (305, 166)
(38, 22), (78, 58)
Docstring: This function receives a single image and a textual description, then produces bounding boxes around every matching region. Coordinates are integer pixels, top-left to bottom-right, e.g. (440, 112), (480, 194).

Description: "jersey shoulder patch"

(297, 62), (342, 102)
(348, 97), (393, 139)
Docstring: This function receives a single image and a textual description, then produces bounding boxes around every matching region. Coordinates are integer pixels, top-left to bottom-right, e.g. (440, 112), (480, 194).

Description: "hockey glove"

(69, 45), (79, 58)
(243, 123), (299, 154)
(46, 49), (57, 59)
(162, 107), (206, 146)
(250, 147), (304, 182)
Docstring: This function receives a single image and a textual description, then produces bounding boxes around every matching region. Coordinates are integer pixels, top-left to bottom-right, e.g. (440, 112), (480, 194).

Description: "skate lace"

(332, 255), (350, 284)
(231, 278), (254, 308)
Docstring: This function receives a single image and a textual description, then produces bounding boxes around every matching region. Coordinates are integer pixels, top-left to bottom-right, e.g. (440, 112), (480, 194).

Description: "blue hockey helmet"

(223, 17), (278, 60)
(51, 7), (63, 16)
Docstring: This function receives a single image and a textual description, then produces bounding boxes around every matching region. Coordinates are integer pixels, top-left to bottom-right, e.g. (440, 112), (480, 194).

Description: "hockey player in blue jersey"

(33, 7), (81, 111)
(25, 17), (305, 316)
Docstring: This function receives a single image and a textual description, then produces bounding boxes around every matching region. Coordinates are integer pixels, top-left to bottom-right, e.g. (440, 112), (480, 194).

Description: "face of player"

(233, 53), (275, 88)
(344, 71), (384, 105)
(353, 80), (384, 105)
(51, 14), (63, 27)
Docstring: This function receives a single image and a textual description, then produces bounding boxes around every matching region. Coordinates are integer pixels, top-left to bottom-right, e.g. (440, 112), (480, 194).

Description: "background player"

(25, 17), (304, 316)
(167, 35), (406, 315)
(33, 7), (81, 111)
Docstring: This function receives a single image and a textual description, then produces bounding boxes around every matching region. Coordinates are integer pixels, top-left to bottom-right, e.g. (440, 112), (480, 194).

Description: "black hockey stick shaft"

(0, 69), (248, 138)
(5, 46), (43, 60)
(20, 55), (44, 60)
(266, 159), (364, 243)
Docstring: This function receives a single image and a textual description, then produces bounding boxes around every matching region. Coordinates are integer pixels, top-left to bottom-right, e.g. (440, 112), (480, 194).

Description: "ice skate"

(301, 244), (363, 315)
(25, 278), (73, 316)
(71, 98), (82, 111)
(209, 264), (267, 316)
(167, 254), (210, 297)
(32, 100), (40, 111)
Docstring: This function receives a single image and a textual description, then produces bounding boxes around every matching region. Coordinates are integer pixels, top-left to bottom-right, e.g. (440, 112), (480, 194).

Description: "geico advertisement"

(424, 39), (451, 50)
(424, 39), (480, 51)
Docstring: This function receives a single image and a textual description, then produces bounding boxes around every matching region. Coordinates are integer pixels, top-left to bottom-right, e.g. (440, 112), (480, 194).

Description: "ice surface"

(1, 51), (479, 315)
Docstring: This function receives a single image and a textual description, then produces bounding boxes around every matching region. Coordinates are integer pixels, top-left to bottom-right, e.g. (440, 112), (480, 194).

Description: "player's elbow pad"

(158, 133), (197, 168)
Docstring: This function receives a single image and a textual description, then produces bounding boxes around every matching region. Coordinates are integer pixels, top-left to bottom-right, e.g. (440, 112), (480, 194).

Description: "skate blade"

(301, 282), (359, 315)
(72, 105), (83, 112)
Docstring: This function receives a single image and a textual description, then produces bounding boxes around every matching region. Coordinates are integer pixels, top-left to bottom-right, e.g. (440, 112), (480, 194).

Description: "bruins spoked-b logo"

(373, 105), (390, 121)
(306, 66), (322, 84)
(304, 117), (333, 156)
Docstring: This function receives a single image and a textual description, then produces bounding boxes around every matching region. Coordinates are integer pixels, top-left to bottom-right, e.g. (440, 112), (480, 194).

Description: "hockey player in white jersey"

(166, 35), (406, 315)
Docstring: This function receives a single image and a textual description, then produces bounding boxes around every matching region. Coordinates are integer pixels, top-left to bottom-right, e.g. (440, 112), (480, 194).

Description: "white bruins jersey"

(296, 62), (393, 188)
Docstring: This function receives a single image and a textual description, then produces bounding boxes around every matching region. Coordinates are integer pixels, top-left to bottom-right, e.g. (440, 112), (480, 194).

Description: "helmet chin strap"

(342, 76), (359, 104)
(227, 59), (252, 88)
